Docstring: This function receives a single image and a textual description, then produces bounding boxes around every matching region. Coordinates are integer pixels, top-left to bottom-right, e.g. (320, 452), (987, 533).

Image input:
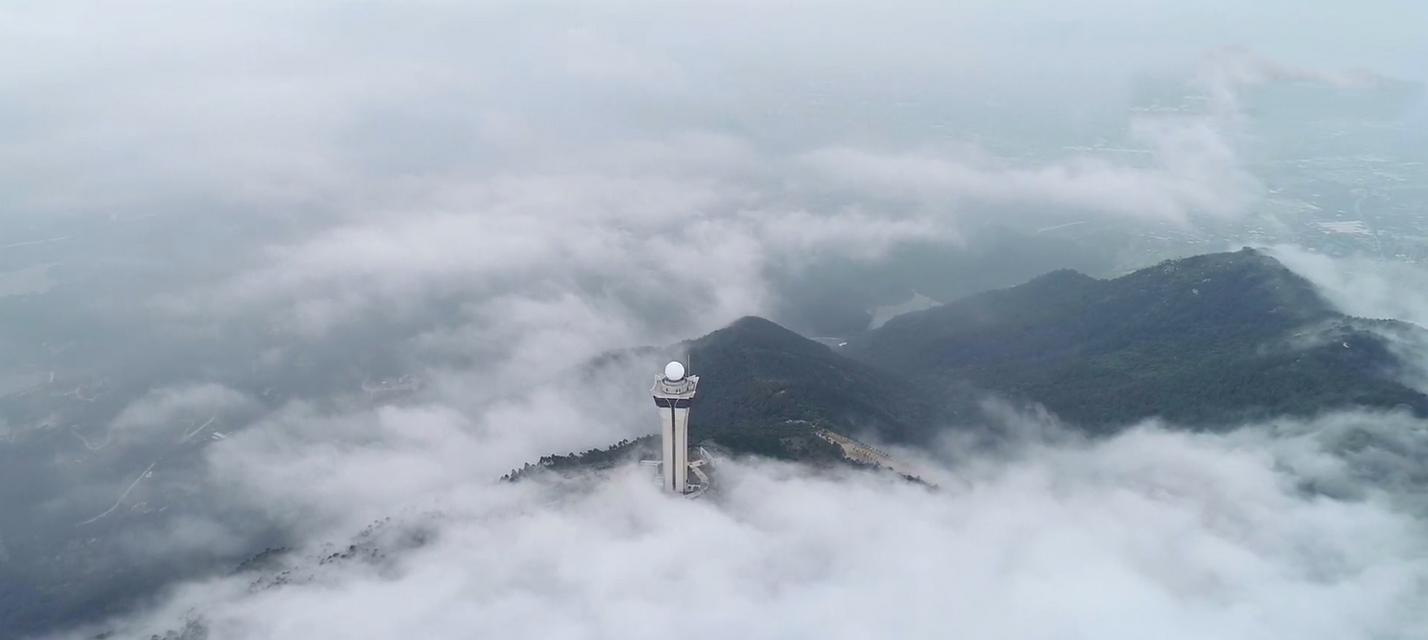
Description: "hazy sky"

(5, 0), (1424, 225)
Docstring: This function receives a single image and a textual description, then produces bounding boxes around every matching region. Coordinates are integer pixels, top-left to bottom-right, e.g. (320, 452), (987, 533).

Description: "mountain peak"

(1143, 246), (1300, 278)
(1025, 268), (1096, 286)
(693, 316), (833, 359)
(1120, 247), (1336, 323)
(683, 314), (945, 442)
(725, 315), (793, 334)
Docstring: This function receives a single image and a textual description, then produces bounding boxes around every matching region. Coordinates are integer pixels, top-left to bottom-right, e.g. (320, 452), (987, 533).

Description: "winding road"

(78, 462), (157, 526)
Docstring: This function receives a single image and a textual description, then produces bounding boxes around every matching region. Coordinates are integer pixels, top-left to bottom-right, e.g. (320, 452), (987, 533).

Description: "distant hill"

(845, 248), (1428, 430)
(516, 248), (1428, 476)
(684, 316), (950, 442)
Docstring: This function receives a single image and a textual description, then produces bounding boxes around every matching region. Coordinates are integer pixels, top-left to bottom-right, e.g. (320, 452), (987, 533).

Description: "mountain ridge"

(846, 247), (1428, 429)
(519, 248), (1428, 476)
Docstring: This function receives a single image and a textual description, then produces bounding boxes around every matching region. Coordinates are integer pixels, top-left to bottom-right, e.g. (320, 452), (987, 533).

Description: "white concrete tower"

(652, 360), (699, 494)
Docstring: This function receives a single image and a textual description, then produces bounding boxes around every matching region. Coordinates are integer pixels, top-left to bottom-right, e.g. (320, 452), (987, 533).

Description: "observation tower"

(652, 360), (701, 494)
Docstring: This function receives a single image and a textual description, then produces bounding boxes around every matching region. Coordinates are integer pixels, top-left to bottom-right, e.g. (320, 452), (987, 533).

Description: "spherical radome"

(665, 361), (686, 381)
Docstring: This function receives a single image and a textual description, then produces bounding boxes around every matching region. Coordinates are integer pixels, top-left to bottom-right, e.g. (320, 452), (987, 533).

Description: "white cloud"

(1196, 47), (1390, 116)
(110, 383), (253, 442)
(77, 416), (1428, 640)
(1264, 245), (1428, 393)
(1265, 245), (1428, 327)
(182, 159), (943, 340)
(799, 112), (1258, 225)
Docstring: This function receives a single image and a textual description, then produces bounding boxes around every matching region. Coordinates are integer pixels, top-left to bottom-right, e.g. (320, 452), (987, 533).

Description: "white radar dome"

(664, 361), (686, 381)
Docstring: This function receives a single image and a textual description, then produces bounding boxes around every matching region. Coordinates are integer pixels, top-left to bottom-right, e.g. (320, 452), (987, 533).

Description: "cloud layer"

(75, 414), (1428, 640)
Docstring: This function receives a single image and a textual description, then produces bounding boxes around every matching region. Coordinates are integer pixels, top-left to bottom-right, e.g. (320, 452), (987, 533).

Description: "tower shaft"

(658, 402), (690, 492)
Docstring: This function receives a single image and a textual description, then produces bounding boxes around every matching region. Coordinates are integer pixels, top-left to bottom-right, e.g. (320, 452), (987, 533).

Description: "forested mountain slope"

(845, 248), (1428, 429)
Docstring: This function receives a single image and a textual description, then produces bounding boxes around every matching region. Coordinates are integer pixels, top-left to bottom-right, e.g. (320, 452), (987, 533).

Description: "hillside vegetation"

(846, 248), (1428, 430)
